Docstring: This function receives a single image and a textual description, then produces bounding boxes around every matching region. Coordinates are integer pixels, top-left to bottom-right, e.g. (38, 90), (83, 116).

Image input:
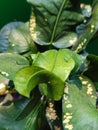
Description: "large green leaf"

(27, 0), (84, 48)
(62, 76), (98, 130)
(0, 53), (29, 80)
(14, 49), (82, 100)
(14, 66), (65, 100)
(72, 0), (98, 53)
(31, 49), (82, 81)
(8, 22), (37, 55)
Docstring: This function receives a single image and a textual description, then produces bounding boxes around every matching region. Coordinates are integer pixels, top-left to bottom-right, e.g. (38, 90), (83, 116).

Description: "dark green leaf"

(25, 100), (43, 130)
(28, 0), (84, 48)
(0, 22), (23, 53)
(16, 90), (41, 120)
(83, 54), (98, 82)
(0, 53), (29, 80)
(0, 97), (30, 130)
(62, 76), (98, 130)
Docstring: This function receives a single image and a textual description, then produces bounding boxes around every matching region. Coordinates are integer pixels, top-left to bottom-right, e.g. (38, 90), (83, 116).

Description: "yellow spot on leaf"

(65, 124), (73, 130)
(66, 104), (72, 108)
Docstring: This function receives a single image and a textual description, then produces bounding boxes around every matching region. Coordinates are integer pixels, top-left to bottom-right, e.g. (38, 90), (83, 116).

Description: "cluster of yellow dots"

(90, 25), (95, 33)
(63, 113), (73, 130)
(46, 102), (58, 120)
(64, 86), (73, 108)
(75, 38), (87, 53)
(80, 77), (96, 99)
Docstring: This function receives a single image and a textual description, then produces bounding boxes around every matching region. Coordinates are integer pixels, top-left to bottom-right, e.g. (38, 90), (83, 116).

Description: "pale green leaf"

(14, 66), (65, 100)
(31, 49), (82, 81)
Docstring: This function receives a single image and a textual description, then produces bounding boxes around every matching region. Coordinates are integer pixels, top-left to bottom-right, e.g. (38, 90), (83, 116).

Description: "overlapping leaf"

(14, 49), (82, 100)
(14, 66), (65, 100)
(27, 0), (84, 48)
(8, 22), (37, 54)
(0, 53), (29, 80)
(0, 22), (23, 53)
(62, 76), (98, 130)
(31, 49), (82, 81)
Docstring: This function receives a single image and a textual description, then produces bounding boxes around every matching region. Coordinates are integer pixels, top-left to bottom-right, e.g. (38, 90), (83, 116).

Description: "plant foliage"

(0, 0), (98, 130)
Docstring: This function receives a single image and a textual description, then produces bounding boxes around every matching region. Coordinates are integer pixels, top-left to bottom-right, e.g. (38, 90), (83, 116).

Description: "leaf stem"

(50, 0), (67, 44)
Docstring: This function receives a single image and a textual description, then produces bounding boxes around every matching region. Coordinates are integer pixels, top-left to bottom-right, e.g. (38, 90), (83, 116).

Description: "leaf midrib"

(50, 0), (67, 44)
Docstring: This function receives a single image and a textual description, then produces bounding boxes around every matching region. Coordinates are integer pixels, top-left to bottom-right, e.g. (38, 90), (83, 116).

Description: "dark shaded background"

(0, 0), (30, 29)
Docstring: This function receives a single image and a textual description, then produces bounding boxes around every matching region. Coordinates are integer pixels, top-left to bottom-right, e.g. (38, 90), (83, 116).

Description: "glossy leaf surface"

(28, 0), (84, 48)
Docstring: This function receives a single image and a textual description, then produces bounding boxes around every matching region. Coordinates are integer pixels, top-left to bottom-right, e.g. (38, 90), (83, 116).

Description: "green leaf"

(62, 76), (98, 130)
(0, 22), (23, 53)
(0, 53), (29, 80)
(28, 0), (84, 48)
(31, 49), (82, 81)
(16, 89), (41, 120)
(0, 97), (30, 130)
(8, 22), (37, 55)
(14, 66), (65, 100)
(25, 100), (43, 130)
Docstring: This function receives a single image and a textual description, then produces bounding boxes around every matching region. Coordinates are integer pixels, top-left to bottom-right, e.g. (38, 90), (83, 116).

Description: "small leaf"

(14, 66), (65, 100)
(62, 76), (98, 130)
(0, 53), (29, 80)
(28, 0), (84, 48)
